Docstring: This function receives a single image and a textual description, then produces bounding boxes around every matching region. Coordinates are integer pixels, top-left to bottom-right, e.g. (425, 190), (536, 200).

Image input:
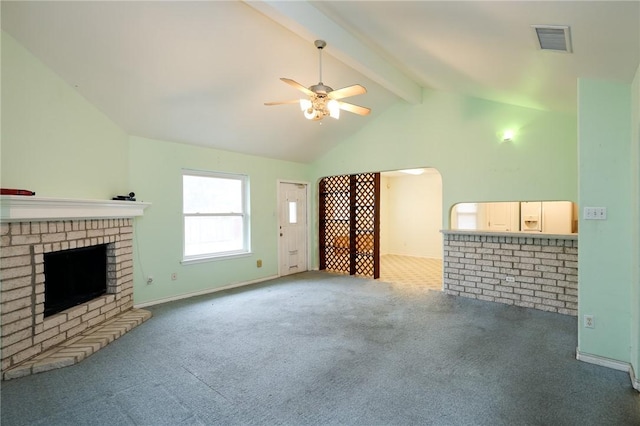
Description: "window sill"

(181, 251), (252, 265)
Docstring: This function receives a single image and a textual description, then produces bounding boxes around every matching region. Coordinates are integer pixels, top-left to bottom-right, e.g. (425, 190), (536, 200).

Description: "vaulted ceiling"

(2, 1), (638, 163)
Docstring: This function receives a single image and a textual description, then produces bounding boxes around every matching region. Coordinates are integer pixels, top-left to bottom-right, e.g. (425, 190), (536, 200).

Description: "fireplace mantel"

(0, 195), (151, 222)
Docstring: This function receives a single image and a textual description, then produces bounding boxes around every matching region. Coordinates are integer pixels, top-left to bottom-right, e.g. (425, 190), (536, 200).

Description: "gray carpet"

(1, 271), (638, 425)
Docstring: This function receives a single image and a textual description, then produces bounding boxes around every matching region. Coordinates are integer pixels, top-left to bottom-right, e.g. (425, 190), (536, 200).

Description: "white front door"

(278, 182), (308, 276)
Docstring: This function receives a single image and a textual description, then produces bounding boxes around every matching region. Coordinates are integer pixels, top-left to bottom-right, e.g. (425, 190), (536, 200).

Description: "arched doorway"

(379, 168), (443, 291)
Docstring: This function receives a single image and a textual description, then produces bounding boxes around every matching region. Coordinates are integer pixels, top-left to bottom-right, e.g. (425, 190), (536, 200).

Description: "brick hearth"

(3, 308), (151, 380)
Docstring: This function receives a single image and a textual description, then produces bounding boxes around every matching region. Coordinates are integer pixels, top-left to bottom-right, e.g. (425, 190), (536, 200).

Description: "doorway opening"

(379, 168), (443, 292)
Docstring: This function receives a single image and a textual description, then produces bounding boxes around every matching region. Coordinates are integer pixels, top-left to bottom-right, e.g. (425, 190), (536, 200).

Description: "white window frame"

(182, 169), (251, 264)
(454, 202), (478, 230)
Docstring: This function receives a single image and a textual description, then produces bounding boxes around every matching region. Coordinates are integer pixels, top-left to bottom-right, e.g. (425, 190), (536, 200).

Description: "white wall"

(380, 175), (392, 255)
(380, 171), (443, 259)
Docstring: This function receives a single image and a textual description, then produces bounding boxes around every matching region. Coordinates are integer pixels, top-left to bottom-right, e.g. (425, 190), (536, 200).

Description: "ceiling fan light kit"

(265, 40), (371, 121)
(300, 97), (340, 120)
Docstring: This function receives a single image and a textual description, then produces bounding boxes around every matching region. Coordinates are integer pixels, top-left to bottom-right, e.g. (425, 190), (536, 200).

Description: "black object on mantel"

(112, 192), (136, 201)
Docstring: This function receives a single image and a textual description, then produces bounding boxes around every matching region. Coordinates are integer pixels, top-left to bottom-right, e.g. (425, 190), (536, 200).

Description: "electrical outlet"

(506, 276), (515, 283)
(584, 314), (595, 329)
(256, 259), (262, 268)
(147, 276), (153, 285)
(171, 273), (177, 281)
(584, 207), (607, 220)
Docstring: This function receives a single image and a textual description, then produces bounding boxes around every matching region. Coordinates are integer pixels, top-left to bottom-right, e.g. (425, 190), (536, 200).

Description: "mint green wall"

(577, 79), (633, 363)
(129, 136), (309, 305)
(8, 24), (639, 382)
(311, 89), (578, 224)
(9, 23), (640, 387)
(631, 66), (640, 381)
(1, 33), (129, 199)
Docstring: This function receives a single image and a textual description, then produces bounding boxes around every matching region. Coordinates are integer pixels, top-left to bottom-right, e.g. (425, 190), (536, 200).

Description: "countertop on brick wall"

(441, 230), (578, 240)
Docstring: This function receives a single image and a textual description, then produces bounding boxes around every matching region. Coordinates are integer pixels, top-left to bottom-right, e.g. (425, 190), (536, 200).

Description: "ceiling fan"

(265, 40), (371, 121)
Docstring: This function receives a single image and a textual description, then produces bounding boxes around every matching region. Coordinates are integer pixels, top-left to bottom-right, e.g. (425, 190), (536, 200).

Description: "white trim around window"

(181, 169), (251, 264)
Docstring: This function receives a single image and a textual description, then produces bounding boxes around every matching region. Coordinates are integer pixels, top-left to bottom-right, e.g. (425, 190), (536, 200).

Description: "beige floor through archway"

(379, 254), (442, 292)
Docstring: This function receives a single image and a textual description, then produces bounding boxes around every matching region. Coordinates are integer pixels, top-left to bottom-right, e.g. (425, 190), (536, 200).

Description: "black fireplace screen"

(43, 244), (107, 317)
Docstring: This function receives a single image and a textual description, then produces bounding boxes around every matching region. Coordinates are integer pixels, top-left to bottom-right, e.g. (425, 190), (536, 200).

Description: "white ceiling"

(2, 1), (639, 163)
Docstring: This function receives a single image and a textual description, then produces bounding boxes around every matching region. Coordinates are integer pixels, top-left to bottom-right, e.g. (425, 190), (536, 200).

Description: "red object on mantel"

(1, 188), (36, 196)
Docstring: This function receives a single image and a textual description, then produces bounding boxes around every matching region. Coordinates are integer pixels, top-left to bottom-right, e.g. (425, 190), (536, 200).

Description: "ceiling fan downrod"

(315, 39), (326, 85)
(309, 40), (332, 95)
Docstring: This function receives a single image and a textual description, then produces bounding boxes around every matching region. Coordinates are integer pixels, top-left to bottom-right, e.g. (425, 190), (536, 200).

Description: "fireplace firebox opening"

(43, 244), (108, 317)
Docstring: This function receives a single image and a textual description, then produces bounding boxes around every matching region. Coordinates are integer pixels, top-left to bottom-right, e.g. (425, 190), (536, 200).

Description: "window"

(182, 170), (250, 262)
(288, 201), (297, 224)
(454, 203), (478, 230)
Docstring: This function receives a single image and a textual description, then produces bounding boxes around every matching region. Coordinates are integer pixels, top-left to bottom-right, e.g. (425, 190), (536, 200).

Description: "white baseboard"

(576, 348), (630, 372)
(576, 348), (640, 392)
(630, 364), (640, 391)
(382, 253), (442, 260)
(134, 274), (279, 308)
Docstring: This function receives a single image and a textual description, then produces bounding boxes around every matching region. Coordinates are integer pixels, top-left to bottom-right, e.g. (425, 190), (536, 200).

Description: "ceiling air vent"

(532, 25), (572, 53)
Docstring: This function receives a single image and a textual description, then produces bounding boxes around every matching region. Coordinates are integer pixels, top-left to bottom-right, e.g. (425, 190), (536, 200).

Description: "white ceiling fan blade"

(338, 101), (371, 116)
(280, 78), (314, 96)
(264, 99), (300, 106)
(328, 84), (367, 100)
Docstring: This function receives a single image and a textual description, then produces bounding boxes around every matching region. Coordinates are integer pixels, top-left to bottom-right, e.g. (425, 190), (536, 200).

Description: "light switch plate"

(584, 207), (607, 220)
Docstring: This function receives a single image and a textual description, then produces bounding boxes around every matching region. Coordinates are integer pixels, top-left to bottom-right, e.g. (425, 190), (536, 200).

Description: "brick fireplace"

(0, 196), (150, 377)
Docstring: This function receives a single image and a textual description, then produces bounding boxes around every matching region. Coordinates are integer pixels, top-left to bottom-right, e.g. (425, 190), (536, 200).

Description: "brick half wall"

(442, 231), (578, 316)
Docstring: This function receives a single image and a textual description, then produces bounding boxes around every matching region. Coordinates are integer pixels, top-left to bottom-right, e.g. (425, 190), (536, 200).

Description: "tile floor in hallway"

(379, 254), (443, 292)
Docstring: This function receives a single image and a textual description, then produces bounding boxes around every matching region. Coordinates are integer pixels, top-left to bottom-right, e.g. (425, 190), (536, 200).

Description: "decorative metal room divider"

(319, 172), (380, 278)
